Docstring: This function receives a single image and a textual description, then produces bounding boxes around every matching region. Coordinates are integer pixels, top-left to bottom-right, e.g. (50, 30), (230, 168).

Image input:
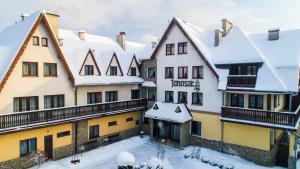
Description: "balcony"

(221, 106), (300, 130)
(0, 99), (147, 133)
(227, 75), (257, 88)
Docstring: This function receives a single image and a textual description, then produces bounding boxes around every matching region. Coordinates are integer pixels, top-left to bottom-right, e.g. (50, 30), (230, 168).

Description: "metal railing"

(0, 99), (147, 130)
(221, 106), (300, 127)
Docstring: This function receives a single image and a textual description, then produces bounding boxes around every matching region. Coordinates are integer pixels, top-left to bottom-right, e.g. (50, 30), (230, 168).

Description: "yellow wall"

(191, 112), (221, 141)
(224, 122), (270, 151)
(0, 123), (72, 162)
(289, 126), (300, 157)
(88, 111), (140, 137)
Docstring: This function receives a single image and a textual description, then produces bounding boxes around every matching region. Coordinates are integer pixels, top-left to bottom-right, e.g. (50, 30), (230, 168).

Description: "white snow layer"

(117, 151), (135, 166)
(145, 102), (192, 123)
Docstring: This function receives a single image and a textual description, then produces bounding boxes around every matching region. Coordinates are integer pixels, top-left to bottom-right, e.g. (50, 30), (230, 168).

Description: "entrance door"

(44, 135), (53, 159)
(170, 124), (180, 142)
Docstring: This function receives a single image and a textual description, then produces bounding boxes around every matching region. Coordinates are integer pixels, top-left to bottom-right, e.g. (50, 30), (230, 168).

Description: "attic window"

(175, 106), (182, 113)
(32, 36), (39, 46)
(153, 104), (159, 110)
(85, 65), (94, 75)
(41, 37), (48, 47)
(110, 66), (118, 76)
(130, 67), (137, 76)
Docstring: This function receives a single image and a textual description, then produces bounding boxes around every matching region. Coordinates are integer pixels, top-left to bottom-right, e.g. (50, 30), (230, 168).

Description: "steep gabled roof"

(0, 10), (74, 92)
(127, 55), (141, 76)
(79, 49), (101, 75)
(151, 17), (219, 79)
(105, 52), (124, 76)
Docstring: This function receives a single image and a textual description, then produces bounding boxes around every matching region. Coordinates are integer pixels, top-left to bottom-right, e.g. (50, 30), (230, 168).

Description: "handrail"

(0, 99), (147, 130)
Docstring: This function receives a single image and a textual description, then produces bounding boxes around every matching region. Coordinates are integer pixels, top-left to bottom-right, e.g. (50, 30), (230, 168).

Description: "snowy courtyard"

(30, 136), (289, 169)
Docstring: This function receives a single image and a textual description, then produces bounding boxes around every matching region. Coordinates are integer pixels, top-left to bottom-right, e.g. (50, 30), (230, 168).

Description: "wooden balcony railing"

(0, 99), (147, 130)
(227, 75), (257, 88)
(221, 106), (300, 129)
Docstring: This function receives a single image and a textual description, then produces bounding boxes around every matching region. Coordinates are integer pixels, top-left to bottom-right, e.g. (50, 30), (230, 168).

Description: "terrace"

(0, 99), (147, 133)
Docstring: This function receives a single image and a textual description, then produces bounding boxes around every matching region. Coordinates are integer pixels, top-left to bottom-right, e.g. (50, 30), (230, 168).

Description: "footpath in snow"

(32, 136), (286, 169)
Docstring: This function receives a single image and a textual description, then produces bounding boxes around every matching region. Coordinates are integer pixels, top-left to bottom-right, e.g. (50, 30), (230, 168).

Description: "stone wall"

(288, 157), (296, 169)
(73, 120), (89, 152)
(52, 144), (73, 160)
(0, 156), (35, 169)
(180, 121), (191, 147)
(191, 136), (221, 151)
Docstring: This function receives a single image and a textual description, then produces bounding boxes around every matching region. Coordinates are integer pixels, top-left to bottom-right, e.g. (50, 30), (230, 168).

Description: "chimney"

(221, 18), (233, 37)
(117, 32), (126, 50)
(214, 29), (223, 47)
(152, 41), (157, 49)
(78, 30), (86, 40)
(44, 11), (60, 38)
(58, 38), (64, 46)
(21, 13), (29, 21)
(268, 28), (280, 41)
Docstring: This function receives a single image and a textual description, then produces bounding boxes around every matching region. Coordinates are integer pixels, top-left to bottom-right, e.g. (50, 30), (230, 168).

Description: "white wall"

(156, 24), (222, 113)
(0, 22), (75, 114)
(77, 84), (139, 105)
(79, 52), (100, 76)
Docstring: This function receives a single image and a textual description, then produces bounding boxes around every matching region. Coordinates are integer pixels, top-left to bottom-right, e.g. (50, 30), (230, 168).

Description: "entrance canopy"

(145, 102), (192, 123)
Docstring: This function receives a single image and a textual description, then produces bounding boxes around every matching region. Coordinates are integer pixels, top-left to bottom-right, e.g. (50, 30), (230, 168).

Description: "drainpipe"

(289, 93), (298, 112)
(221, 92), (225, 152)
(74, 87), (78, 153)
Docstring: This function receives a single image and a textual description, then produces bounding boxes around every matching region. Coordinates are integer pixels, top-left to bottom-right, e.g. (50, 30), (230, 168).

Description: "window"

(231, 94), (244, 107)
(20, 138), (37, 156)
(166, 43), (175, 55)
(165, 91), (174, 103)
(136, 120), (140, 125)
(57, 131), (70, 138)
(41, 37), (48, 47)
(229, 65), (258, 75)
(191, 121), (201, 136)
(110, 66), (118, 76)
(165, 67), (174, 78)
(32, 36), (39, 46)
(44, 63), (57, 76)
(89, 125), (99, 139)
(85, 65), (94, 75)
(247, 65), (257, 75)
(131, 90), (140, 99)
(192, 66), (203, 79)
(13, 96), (38, 112)
(249, 95), (263, 109)
(130, 67), (137, 76)
(178, 92), (187, 104)
(108, 121), (117, 127)
(178, 42), (188, 54)
(192, 92), (203, 105)
(147, 68), (155, 78)
(87, 92), (102, 104)
(44, 95), (64, 109)
(178, 66), (188, 79)
(126, 117), (133, 122)
(274, 95), (280, 108)
(23, 62), (38, 76)
(105, 91), (118, 102)
(148, 89), (156, 101)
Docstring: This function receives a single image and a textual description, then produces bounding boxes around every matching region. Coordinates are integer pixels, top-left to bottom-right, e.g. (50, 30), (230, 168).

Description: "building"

(0, 10), (151, 168)
(144, 17), (300, 169)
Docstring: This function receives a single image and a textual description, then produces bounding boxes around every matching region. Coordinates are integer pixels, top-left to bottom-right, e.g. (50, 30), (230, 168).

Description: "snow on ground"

(32, 136), (285, 169)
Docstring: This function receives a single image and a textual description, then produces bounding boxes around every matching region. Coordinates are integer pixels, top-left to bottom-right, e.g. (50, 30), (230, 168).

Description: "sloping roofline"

(0, 12), (75, 92)
(127, 55), (141, 76)
(105, 52), (124, 76)
(150, 17), (219, 79)
(79, 49), (101, 76)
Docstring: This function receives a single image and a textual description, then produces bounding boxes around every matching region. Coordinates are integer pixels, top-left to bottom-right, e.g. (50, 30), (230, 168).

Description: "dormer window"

(130, 67), (136, 76)
(41, 37), (48, 47)
(110, 66), (118, 76)
(32, 36), (39, 46)
(85, 65), (94, 75)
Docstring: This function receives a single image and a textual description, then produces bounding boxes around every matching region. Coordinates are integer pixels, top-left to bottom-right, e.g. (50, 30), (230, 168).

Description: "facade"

(144, 17), (300, 169)
(0, 10), (149, 169)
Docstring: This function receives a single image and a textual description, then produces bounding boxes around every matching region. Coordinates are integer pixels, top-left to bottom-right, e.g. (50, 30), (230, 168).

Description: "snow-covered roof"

(170, 17), (300, 93)
(145, 102), (192, 123)
(0, 10), (41, 83)
(142, 81), (156, 87)
(59, 29), (150, 86)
